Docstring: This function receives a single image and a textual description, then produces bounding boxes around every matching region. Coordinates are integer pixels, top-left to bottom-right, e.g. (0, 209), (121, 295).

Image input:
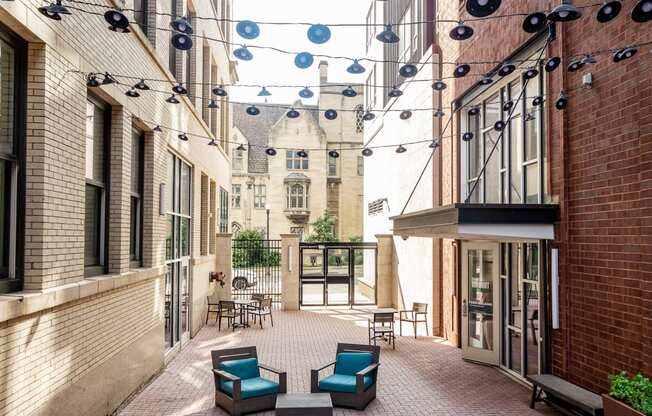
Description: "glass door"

(300, 248), (325, 306)
(326, 248), (350, 305)
(353, 249), (376, 305)
(462, 242), (500, 365)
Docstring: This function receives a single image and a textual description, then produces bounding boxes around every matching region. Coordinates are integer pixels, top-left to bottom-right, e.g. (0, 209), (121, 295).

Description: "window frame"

(165, 152), (193, 263)
(130, 128), (145, 266)
(232, 147), (244, 171)
(219, 187), (229, 233)
(133, 0), (148, 35)
(232, 184), (241, 209)
(286, 150), (309, 170)
(253, 184), (266, 209)
(286, 183), (310, 210)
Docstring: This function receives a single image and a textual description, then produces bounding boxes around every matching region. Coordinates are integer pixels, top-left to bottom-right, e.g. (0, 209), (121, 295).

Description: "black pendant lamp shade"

(213, 85), (228, 97)
(433, 109), (445, 118)
(234, 46), (253, 61)
(503, 100), (514, 112)
(532, 96), (544, 106)
(399, 64), (418, 78)
(450, 21), (474, 41)
(494, 120), (505, 131)
(171, 33), (193, 51)
(429, 140), (439, 149)
(523, 12), (548, 33)
(524, 112), (536, 122)
(432, 80), (447, 91)
(236, 143), (247, 152)
(361, 148), (374, 157)
(388, 86), (403, 98)
(400, 110), (413, 120)
(134, 79), (150, 90)
(173, 83), (188, 95)
(347, 60), (366, 74)
(208, 139), (218, 146)
(613, 47), (637, 62)
(324, 109), (338, 120)
(297, 149), (308, 158)
(299, 87), (314, 99)
(582, 54), (597, 65)
(153, 125), (163, 133)
(555, 91), (569, 110)
(342, 86), (357, 97)
(207, 99), (219, 109)
(101, 73), (116, 85)
(38, 0), (70, 20)
(632, 0), (652, 22)
(265, 147), (277, 156)
(548, 0), (582, 22)
(596, 1), (622, 22)
(246, 105), (260, 116)
(567, 59), (585, 72)
(468, 107), (480, 116)
(286, 108), (300, 118)
(395, 145), (407, 154)
(125, 88), (140, 98)
(466, 0), (501, 18)
(166, 94), (180, 104)
(545, 56), (562, 72)
(86, 74), (101, 88)
(328, 149), (340, 159)
(523, 67), (539, 80)
(462, 132), (474, 142)
(257, 87), (271, 97)
(363, 111), (375, 121)
(377, 25), (400, 43)
(178, 133), (189, 141)
(171, 16), (193, 34)
(454, 64), (471, 78)
(479, 76), (493, 85)
(105, 9), (130, 33)
(498, 63), (516, 77)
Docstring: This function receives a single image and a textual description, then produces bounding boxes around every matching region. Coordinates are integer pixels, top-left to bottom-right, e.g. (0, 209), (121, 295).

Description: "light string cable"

(465, 34), (552, 203)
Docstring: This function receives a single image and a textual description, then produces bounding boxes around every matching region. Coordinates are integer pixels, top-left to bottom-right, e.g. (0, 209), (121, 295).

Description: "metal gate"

(299, 242), (378, 307)
(232, 239), (282, 308)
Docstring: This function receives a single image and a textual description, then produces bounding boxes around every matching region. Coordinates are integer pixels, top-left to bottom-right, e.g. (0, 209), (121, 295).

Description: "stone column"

(214, 233), (233, 300)
(375, 234), (395, 308)
(281, 234), (300, 311)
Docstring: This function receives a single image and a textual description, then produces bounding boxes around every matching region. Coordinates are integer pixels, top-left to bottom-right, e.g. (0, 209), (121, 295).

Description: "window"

(133, 0), (148, 35)
(365, 66), (376, 112)
(165, 152), (192, 261)
(286, 150), (309, 170)
(357, 156), (364, 176)
(232, 184), (241, 208)
(355, 105), (364, 133)
(286, 183), (309, 209)
(130, 128), (144, 264)
(209, 180), (216, 253)
(398, 4), (414, 65)
(185, 6), (196, 103)
(461, 47), (546, 205)
(0, 30), (25, 293)
(85, 98), (109, 276)
(202, 43), (211, 127)
(232, 147), (244, 171)
(220, 99), (230, 152)
(254, 185), (266, 209)
(210, 63), (218, 138)
(365, 1), (375, 52)
(200, 174), (209, 256)
(219, 187), (229, 233)
(169, 0), (178, 77)
(368, 199), (384, 216)
(328, 155), (338, 177)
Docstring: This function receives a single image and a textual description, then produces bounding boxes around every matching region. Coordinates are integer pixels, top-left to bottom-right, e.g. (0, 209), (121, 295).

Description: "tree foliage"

(305, 213), (338, 242)
(232, 229), (280, 268)
(610, 372), (652, 415)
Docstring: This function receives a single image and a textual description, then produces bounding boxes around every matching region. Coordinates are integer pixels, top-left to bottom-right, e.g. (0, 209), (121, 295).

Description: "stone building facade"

(0, 0), (235, 415)
(231, 62), (364, 241)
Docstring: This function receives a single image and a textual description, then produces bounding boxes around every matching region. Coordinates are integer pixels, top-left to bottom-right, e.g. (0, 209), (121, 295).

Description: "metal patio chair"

(247, 297), (274, 328)
(217, 300), (236, 331)
(368, 312), (396, 349)
(399, 302), (429, 338)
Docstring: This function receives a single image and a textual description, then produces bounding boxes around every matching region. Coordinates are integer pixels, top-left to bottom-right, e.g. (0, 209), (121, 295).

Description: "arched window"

(355, 104), (364, 133)
(286, 183), (310, 209)
(231, 222), (242, 235)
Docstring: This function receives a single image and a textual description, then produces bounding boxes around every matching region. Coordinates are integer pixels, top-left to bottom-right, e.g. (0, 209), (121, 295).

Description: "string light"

(134, 79), (150, 90)
(104, 9), (130, 33)
(296, 149), (309, 158)
(545, 56), (561, 72)
(555, 90), (569, 110)
(432, 80), (447, 91)
(377, 25), (400, 43)
(236, 143), (247, 152)
(567, 59), (585, 72)
(265, 147), (277, 156)
(454, 64), (471, 78)
(257, 87), (271, 97)
(236, 20), (260, 39)
(346, 60), (365, 74)
(178, 133), (189, 141)
(299, 87), (314, 99)
(498, 63), (516, 77)
(363, 111), (375, 121)
(494, 120), (505, 131)
(324, 109), (338, 120)
(307, 24), (331, 44)
(342, 86), (357, 98)
(400, 110), (413, 120)
(166, 94), (180, 104)
(125, 88), (140, 98)
(213, 85), (228, 97)
(38, 0), (70, 20)
(596, 1), (622, 23)
(631, 0), (652, 23)
(86, 74), (101, 87)
(246, 105), (260, 116)
(462, 132), (474, 142)
(523, 12), (548, 33)
(234, 46), (253, 61)
(153, 125), (163, 133)
(450, 21), (474, 41)
(466, 0), (502, 18)
(286, 108), (300, 118)
(399, 64), (419, 78)
(295, 52), (314, 69)
(328, 149), (340, 159)
(173, 83), (188, 95)
(362, 148), (373, 157)
(207, 99), (219, 109)
(613, 46), (637, 62)
(547, 0), (582, 22)
(395, 145), (407, 154)
(388, 86), (403, 97)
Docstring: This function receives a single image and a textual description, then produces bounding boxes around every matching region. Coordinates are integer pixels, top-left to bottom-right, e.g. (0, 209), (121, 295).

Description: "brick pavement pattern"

(119, 309), (559, 416)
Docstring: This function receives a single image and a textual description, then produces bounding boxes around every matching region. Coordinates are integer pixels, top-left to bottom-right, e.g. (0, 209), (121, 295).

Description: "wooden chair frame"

(217, 300), (236, 331)
(247, 298), (274, 328)
(211, 346), (287, 416)
(368, 312), (396, 349)
(399, 302), (429, 338)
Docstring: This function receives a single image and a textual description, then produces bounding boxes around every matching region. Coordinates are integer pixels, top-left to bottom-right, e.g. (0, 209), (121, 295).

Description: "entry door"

(462, 242), (500, 365)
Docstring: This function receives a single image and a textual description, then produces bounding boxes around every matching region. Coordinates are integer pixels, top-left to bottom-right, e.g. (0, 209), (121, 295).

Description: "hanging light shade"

(376, 25), (400, 43)
(125, 88), (140, 98)
(258, 87), (271, 97)
(236, 20), (260, 39)
(494, 120), (505, 131)
(153, 125), (163, 133)
(523, 12), (548, 33)
(548, 0), (582, 22)
(429, 140), (439, 149)
(236, 143), (247, 152)
(207, 99), (219, 109)
(342, 86), (357, 97)
(498, 63), (516, 77)
(596, 1), (622, 22)
(265, 147), (277, 156)
(454, 64), (471, 78)
(479, 76), (493, 85)
(294, 52), (314, 69)
(173, 83), (188, 95)
(178, 133), (189, 141)
(171, 33), (193, 51)
(466, 0), (502, 17)
(545, 56), (561, 72)
(134, 79), (149, 90)
(286, 108), (300, 118)
(101, 73), (116, 85)
(297, 149), (309, 158)
(363, 111), (375, 121)
(468, 107), (480, 116)
(38, 0), (70, 20)
(400, 110), (413, 120)
(449, 21), (474, 41)
(399, 64), (418, 78)
(86, 74), (100, 88)
(171, 16), (193, 34)
(324, 109), (338, 120)
(555, 91), (569, 110)
(567, 59), (585, 72)
(299, 87), (314, 99)
(307, 24), (331, 44)
(234, 46), (253, 61)
(613, 47), (637, 62)
(532, 96), (544, 106)
(362, 148), (374, 157)
(347, 60), (366, 74)
(632, 0), (652, 22)
(432, 80), (447, 91)
(395, 145), (407, 154)
(503, 100), (514, 112)
(105, 9), (130, 33)
(433, 109), (445, 118)
(328, 149), (340, 158)
(462, 132), (474, 142)
(523, 67), (539, 80)
(213, 85), (228, 97)
(246, 105), (260, 116)
(524, 113), (536, 122)
(166, 94), (180, 104)
(208, 139), (218, 146)
(388, 85), (403, 97)
(582, 54), (597, 64)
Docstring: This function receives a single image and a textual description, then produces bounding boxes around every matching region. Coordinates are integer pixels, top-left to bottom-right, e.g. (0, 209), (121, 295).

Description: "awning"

(390, 203), (559, 241)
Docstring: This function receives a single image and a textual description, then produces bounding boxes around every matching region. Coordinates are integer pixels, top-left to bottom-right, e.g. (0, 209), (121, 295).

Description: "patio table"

(275, 393), (332, 416)
(233, 299), (254, 329)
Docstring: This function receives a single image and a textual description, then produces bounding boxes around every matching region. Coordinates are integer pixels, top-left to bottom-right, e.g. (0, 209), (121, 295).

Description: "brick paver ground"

(119, 308), (559, 416)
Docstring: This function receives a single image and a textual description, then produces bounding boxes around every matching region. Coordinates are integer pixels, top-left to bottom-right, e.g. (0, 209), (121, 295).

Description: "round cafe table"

(233, 299), (254, 329)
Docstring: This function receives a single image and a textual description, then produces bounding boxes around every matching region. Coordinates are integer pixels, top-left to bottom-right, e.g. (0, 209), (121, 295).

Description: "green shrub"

(609, 372), (652, 415)
(232, 229), (280, 268)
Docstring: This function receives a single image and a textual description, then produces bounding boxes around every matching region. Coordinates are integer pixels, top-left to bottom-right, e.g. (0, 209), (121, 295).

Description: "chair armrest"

(258, 364), (284, 374)
(310, 361), (335, 393)
(356, 363), (379, 377)
(313, 361), (336, 372)
(213, 369), (241, 400)
(259, 364), (287, 393)
(213, 368), (240, 382)
(356, 363), (379, 395)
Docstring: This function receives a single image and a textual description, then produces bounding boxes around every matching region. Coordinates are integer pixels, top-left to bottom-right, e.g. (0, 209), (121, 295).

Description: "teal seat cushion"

(222, 377), (279, 399)
(335, 352), (374, 376)
(319, 374), (374, 393)
(219, 358), (260, 380)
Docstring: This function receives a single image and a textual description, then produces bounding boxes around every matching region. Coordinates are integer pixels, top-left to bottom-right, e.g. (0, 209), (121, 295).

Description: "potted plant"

(603, 372), (652, 416)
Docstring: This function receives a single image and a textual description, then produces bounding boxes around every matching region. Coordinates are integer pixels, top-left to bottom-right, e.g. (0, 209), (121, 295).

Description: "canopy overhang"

(390, 203), (559, 241)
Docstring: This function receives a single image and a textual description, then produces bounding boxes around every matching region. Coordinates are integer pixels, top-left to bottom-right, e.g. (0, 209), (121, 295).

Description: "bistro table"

(233, 299), (254, 329)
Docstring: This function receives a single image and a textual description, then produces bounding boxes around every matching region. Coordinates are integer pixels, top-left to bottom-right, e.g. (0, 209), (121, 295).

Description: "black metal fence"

(232, 239), (282, 308)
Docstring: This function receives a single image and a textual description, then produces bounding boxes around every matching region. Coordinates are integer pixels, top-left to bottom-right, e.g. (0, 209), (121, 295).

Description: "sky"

(230, 0), (370, 106)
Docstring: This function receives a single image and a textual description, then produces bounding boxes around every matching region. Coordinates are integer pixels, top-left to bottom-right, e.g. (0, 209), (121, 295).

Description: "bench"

(528, 374), (604, 416)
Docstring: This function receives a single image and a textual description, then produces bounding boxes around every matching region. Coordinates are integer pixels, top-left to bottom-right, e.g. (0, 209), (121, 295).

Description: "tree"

(349, 235), (363, 242)
(232, 229), (280, 267)
(305, 213), (338, 242)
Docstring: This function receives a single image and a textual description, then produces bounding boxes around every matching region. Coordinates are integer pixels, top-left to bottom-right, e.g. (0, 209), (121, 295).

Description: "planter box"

(603, 394), (645, 416)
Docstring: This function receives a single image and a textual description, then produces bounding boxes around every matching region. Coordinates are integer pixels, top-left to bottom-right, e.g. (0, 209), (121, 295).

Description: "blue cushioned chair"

(311, 343), (380, 410)
(211, 347), (287, 416)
